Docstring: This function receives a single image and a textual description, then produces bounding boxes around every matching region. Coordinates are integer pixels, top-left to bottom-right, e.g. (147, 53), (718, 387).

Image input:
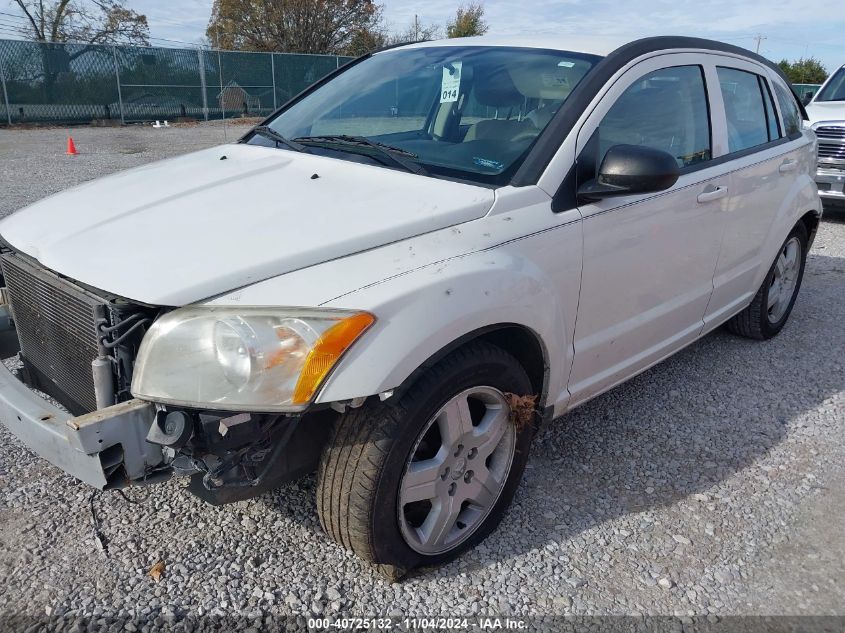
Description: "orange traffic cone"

(66, 136), (78, 155)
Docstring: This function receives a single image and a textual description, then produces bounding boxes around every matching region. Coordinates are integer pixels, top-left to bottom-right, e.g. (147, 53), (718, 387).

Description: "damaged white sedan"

(0, 35), (821, 578)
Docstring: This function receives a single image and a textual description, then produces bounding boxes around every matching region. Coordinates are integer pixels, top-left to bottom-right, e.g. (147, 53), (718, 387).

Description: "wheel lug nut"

(448, 482), (457, 496)
(454, 443), (464, 457)
(464, 470), (474, 483)
(467, 447), (477, 460)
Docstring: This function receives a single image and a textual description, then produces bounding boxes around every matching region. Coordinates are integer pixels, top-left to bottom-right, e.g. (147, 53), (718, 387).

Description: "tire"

(727, 222), (808, 340)
(316, 341), (536, 579)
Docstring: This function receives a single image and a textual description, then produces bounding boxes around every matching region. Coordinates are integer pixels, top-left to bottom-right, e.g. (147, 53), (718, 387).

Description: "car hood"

(806, 100), (845, 124)
(0, 144), (494, 305)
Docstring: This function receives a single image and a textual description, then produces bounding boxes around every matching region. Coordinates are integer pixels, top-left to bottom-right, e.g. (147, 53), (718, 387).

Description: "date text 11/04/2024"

(308, 617), (528, 630)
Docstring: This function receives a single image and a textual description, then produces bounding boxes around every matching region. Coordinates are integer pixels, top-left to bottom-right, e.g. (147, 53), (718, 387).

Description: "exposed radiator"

(0, 252), (104, 414)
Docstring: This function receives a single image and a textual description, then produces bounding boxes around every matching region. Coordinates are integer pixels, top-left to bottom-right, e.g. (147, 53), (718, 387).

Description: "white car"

(0, 35), (821, 578)
(804, 64), (845, 208)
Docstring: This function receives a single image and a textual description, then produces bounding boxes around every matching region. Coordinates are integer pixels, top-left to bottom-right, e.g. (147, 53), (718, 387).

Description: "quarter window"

(717, 67), (777, 153)
(596, 65), (711, 169)
(773, 82), (802, 136)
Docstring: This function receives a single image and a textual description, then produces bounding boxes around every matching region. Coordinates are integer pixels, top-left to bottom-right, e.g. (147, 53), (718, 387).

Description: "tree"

(446, 3), (488, 38)
(207, 0), (382, 55)
(9, 1), (149, 104)
(11, 0), (149, 45)
(778, 57), (828, 84)
(344, 26), (388, 57)
(389, 14), (440, 45)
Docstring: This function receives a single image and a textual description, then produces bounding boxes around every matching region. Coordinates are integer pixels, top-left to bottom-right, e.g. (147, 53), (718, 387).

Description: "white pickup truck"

(805, 64), (845, 207)
(0, 35), (821, 578)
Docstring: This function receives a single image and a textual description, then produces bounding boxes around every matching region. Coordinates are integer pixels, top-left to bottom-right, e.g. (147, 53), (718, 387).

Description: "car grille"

(0, 252), (104, 414)
(815, 126), (845, 141)
(816, 126), (845, 162)
(818, 143), (845, 160)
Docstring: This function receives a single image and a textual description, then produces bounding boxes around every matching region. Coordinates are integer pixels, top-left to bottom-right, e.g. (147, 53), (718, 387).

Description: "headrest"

(473, 64), (525, 107)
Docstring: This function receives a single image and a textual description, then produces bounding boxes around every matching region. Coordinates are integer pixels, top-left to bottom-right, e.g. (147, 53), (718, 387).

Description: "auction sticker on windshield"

(441, 61), (462, 103)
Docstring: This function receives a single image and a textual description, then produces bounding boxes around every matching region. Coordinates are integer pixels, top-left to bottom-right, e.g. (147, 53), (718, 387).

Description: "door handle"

(697, 186), (728, 204)
(779, 159), (798, 173)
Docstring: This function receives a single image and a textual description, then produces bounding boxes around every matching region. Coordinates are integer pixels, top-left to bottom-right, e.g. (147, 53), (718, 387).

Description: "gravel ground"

(0, 124), (843, 625)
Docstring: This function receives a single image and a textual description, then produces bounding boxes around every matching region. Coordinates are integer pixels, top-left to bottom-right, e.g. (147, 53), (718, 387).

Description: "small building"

(217, 81), (260, 113)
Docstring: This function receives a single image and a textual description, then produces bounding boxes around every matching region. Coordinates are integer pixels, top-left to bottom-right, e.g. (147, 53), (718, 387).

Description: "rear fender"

(751, 154), (820, 292)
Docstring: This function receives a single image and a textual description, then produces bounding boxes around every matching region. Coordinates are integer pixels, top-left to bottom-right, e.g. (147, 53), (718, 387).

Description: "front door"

(568, 56), (728, 406)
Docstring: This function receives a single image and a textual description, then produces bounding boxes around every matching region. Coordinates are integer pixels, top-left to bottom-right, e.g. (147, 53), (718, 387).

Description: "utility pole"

(0, 57), (12, 126)
(215, 25), (227, 141)
(753, 34), (766, 54)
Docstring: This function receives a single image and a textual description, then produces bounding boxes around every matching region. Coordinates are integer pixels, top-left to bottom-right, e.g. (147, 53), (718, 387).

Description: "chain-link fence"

(0, 38), (352, 125)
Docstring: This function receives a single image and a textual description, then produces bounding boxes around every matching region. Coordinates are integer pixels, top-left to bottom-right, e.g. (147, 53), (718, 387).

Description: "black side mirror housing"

(577, 144), (681, 201)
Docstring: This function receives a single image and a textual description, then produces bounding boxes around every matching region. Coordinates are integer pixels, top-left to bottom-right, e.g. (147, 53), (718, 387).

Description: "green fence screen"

(0, 38), (352, 125)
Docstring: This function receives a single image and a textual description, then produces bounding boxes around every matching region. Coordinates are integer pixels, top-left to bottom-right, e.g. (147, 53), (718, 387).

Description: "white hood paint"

(0, 144), (494, 305)
(806, 101), (845, 124)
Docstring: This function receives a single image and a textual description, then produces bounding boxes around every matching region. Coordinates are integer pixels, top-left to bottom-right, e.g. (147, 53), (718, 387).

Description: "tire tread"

(316, 342), (522, 565)
(726, 222), (808, 340)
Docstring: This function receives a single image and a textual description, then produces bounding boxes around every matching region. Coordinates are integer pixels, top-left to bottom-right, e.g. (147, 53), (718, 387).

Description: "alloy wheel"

(397, 386), (515, 555)
(767, 236), (802, 324)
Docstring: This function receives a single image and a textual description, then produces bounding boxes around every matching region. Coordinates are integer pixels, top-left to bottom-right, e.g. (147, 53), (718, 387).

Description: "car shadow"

(261, 251), (845, 583)
(821, 205), (845, 223)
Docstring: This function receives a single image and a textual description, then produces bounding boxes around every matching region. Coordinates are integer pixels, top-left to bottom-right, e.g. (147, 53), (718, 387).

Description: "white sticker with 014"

(440, 62), (462, 103)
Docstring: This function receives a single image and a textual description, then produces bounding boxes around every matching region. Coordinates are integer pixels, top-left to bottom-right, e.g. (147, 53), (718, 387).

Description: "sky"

(1, 0), (842, 75)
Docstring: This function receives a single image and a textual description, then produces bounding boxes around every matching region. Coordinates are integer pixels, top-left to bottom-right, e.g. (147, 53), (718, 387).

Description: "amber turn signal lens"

(292, 312), (375, 404)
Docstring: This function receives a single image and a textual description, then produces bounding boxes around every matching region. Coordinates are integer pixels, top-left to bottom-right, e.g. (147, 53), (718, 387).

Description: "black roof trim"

(510, 35), (806, 187)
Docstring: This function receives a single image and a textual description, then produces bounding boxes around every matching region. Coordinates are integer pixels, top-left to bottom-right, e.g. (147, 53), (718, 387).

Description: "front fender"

(316, 234), (581, 413)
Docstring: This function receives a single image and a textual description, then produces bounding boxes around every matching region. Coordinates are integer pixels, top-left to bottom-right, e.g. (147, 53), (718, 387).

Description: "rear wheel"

(316, 342), (536, 579)
(727, 222), (808, 340)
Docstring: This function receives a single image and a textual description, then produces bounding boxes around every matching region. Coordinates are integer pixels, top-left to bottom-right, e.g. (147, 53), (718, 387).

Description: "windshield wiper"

(293, 135), (428, 176)
(251, 126), (310, 153)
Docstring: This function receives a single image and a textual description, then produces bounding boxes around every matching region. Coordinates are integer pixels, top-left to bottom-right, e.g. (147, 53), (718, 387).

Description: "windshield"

(260, 46), (600, 185)
(816, 67), (845, 102)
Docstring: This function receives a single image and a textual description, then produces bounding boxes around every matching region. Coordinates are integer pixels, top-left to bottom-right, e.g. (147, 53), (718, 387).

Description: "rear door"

(567, 54), (729, 406)
(703, 57), (809, 329)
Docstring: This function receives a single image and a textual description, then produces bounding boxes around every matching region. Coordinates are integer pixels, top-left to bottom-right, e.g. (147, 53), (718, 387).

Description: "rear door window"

(717, 67), (778, 153)
(773, 82), (802, 137)
(760, 78), (781, 140)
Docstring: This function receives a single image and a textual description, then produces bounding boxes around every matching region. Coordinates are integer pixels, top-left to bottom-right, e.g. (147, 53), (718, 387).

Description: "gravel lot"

(0, 124), (843, 626)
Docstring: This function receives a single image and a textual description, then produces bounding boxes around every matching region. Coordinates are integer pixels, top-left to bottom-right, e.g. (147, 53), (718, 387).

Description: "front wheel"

(316, 342), (536, 579)
(727, 222), (808, 340)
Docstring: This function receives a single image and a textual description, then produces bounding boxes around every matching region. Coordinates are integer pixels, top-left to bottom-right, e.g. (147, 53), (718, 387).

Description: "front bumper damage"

(0, 348), (164, 489)
(0, 301), (334, 500)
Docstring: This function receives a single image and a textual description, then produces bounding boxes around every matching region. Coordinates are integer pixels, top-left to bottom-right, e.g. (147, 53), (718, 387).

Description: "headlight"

(130, 307), (375, 411)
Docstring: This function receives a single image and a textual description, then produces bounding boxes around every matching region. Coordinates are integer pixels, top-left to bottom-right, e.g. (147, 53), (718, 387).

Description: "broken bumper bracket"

(0, 360), (163, 489)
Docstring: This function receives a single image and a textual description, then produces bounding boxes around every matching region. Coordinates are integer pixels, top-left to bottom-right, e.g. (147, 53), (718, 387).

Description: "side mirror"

(577, 144), (680, 201)
(802, 92), (814, 105)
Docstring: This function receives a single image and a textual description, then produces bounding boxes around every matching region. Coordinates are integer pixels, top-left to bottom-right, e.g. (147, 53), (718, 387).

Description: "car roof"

(390, 35), (630, 57)
(381, 34), (774, 62)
